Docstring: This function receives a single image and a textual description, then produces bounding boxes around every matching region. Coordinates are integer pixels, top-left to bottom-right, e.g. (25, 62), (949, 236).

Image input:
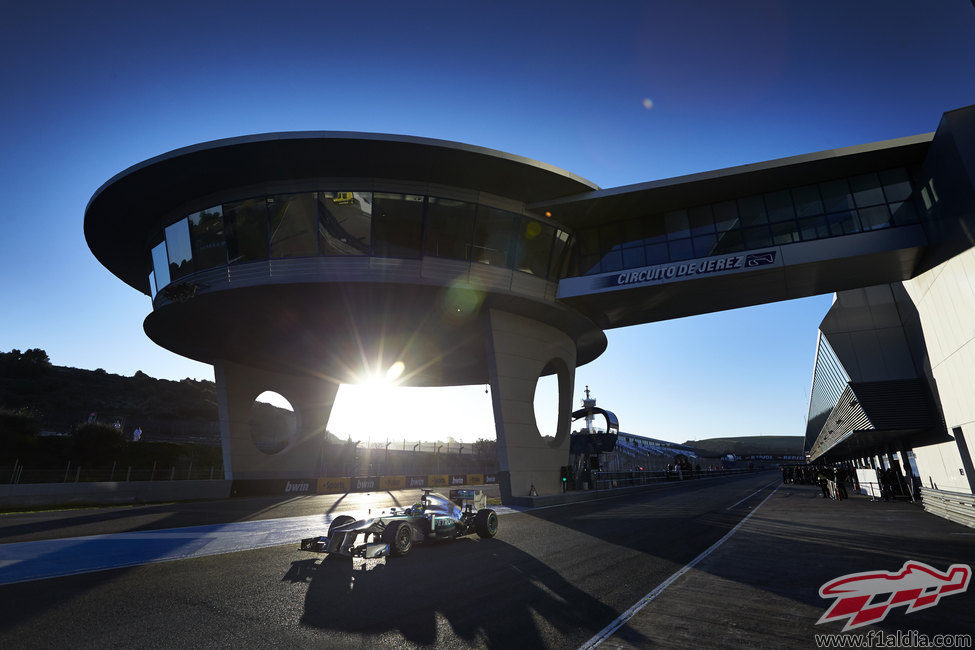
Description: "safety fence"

(230, 473), (498, 497)
(590, 467), (757, 490)
(2, 460), (222, 484)
(921, 486), (975, 529)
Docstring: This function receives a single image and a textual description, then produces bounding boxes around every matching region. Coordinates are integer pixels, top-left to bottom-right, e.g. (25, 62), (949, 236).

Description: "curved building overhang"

(144, 277), (607, 386)
(85, 132), (599, 293)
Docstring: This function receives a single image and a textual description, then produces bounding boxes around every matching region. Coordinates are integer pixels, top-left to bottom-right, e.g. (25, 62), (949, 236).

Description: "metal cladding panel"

(850, 380), (942, 430)
(808, 379), (945, 462)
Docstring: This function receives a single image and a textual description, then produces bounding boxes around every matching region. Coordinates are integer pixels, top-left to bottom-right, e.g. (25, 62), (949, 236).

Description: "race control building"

(86, 105), (975, 505)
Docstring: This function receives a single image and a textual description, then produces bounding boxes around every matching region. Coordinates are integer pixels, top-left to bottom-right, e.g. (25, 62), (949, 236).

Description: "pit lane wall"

(229, 474), (497, 497)
(0, 479), (232, 509)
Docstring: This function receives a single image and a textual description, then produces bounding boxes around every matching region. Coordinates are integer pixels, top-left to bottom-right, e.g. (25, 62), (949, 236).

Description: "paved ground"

(0, 475), (971, 648)
(597, 484), (975, 648)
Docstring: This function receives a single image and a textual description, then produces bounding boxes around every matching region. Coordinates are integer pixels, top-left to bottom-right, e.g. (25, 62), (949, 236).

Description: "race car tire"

(474, 509), (498, 538)
(383, 521), (413, 556)
(328, 515), (355, 538)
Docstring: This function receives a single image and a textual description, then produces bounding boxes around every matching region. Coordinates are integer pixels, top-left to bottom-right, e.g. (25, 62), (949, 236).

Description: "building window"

(268, 193), (319, 258)
(165, 218), (193, 281)
(372, 193), (424, 259)
(188, 206), (226, 271)
(424, 197), (476, 261)
(151, 240), (170, 291)
(224, 197), (269, 264)
(473, 206), (516, 267)
(318, 191), (371, 255)
(549, 229), (573, 279)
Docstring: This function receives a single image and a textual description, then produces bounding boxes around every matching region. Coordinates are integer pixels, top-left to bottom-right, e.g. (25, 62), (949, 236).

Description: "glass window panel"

(473, 206), (516, 267)
(578, 228), (600, 255)
(267, 193), (318, 258)
(827, 210), (861, 236)
(372, 193), (424, 259)
(850, 173), (885, 208)
(879, 168), (913, 203)
(149, 271), (156, 299)
(713, 200), (739, 232)
(665, 210), (689, 240)
(692, 233), (717, 258)
(858, 205), (892, 231)
(165, 218), (193, 280)
(513, 217), (555, 276)
(424, 197), (476, 260)
(151, 241), (170, 290)
(623, 218), (645, 245)
(765, 190), (795, 222)
(737, 196), (767, 227)
(224, 197), (269, 264)
(188, 206), (226, 271)
(792, 185), (824, 218)
(318, 191), (372, 255)
(645, 242), (669, 264)
(668, 238), (694, 261)
(714, 229), (744, 253)
(600, 249), (622, 273)
(743, 225), (772, 249)
(549, 230), (572, 279)
(580, 253), (601, 275)
(771, 220), (799, 245)
(599, 221), (624, 251)
(645, 216), (667, 243)
(820, 179), (854, 213)
(622, 245), (645, 269)
(890, 201), (919, 225)
(688, 205), (714, 236)
(799, 215), (830, 241)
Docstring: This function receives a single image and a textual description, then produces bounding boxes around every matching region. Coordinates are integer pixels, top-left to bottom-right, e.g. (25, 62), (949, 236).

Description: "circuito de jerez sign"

(559, 249), (781, 297)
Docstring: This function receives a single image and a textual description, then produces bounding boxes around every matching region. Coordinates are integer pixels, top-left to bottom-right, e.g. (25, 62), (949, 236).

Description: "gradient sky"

(1, 1), (973, 444)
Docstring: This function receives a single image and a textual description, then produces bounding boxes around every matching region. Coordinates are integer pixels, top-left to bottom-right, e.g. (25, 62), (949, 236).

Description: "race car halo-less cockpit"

(300, 489), (499, 559)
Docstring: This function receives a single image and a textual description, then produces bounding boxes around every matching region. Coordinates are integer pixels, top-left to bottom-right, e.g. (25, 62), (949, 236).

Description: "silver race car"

(300, 489), (499, 559)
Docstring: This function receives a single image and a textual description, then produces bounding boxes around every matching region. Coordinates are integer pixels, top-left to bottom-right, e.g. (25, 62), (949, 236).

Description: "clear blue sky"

(1, 1), (973, 444)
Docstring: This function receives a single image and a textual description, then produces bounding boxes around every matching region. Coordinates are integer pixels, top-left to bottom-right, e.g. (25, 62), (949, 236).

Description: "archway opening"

(250, 390), (296, 455)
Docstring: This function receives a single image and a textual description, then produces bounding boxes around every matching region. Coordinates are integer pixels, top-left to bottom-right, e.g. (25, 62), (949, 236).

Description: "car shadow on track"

(288, 536), (640, 648)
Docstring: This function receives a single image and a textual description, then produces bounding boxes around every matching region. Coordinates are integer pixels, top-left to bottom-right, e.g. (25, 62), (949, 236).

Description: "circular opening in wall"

(249, 391), (296, 455)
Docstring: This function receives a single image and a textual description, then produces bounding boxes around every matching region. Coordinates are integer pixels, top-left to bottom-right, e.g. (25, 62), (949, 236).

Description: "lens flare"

(385, 360), (405, 382)
(642, 98), (654, 110)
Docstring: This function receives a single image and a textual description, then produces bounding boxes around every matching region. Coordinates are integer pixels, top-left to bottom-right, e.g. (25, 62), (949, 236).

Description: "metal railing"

(590, 467), (758, 490)
(2, 461), (222, 485)
(921, 486), (975, 529)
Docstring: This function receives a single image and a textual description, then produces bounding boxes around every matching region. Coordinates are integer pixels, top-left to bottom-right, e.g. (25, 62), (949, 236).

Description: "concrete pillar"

(215, 359), (339, 480)
(484, 309), (576, 501)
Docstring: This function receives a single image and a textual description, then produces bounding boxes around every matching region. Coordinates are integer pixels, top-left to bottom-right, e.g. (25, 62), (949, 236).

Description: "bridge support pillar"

(484, 309), (576, 501)
(214, 359), (339, 480)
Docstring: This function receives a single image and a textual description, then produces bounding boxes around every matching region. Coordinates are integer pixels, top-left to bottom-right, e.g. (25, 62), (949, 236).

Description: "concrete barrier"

(0, 480), (232, 509)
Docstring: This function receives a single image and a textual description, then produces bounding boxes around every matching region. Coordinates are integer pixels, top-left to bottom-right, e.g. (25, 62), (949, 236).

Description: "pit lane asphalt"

(0, 473), (779, 648)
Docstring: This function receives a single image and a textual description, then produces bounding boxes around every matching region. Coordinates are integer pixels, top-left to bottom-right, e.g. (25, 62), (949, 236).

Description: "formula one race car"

(300, 489), (499, 559)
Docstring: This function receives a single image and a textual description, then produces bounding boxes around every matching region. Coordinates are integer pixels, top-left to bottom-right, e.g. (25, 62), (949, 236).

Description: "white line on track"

(725, 480), (779, 510)
(578, 484), (781, 650)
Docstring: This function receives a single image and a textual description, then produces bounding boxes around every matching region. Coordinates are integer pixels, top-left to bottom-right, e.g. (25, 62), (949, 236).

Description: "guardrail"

(920, 486), (975, 529)
(590, 467), (758, 490)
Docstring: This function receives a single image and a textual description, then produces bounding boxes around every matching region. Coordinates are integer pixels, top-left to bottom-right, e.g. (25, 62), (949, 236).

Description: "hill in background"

(683, 435), (804, 457)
